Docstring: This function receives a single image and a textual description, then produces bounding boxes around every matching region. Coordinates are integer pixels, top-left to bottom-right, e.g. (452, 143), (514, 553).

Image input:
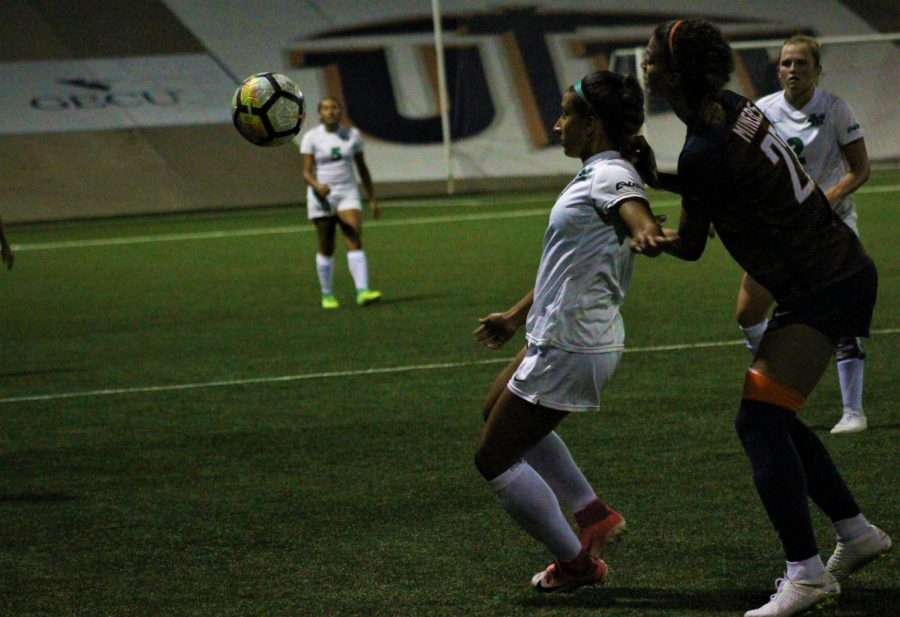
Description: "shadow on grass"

(375, 293), (447, 306)
(0, 367), (84, 378)
(518, 585), (900, 615)
(0, 492), (77, 504)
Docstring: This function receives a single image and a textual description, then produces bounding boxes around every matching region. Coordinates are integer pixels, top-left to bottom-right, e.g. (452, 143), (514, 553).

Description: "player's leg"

(337, 207), (381, 306)
(832, 337), (867, 434)
(475, 389), (605, 591)
(738, 324), (842, 617)
(313, 216), (339, 309)
(734, 272), (774, 356)
(521, 351), (626, 557)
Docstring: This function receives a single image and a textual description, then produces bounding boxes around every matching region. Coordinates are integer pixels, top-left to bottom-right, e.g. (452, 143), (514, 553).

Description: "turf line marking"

(12, 182), (899, 252)
(3, 328), (898, 404)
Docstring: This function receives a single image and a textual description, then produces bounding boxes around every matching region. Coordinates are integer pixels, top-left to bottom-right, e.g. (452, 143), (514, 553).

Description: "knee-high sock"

(787, 414), (860, 522)
(740, 320), (767, 356)
(489, 461), (581, 562)
(347, 249), (369, 291)
(734, 400), (818, 562)
(525, 431), (597, 513)
(316, 253), (334, 295)
(837, 358), (864, 412)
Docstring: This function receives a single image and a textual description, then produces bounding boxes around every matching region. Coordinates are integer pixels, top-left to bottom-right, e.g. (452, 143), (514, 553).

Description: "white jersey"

(299, 124), (363, 187)
(756, 88), (863, 223)
(525, 151), (648, 353)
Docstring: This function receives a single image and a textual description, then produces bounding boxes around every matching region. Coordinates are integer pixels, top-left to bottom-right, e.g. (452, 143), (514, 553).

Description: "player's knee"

(473, 447), (499, 481)
(835, 336), (865, 362)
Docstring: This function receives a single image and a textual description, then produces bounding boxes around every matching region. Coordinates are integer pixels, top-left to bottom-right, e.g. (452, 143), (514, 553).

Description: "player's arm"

(353, 152), (379, 219)
(474, 289), (534, 350)
(632, 136), (682, 194)
(302, 153), (329, 196)
(823, 138), (869, 206)
(659, 202), (710, 261)
(617, 199), (666, 256)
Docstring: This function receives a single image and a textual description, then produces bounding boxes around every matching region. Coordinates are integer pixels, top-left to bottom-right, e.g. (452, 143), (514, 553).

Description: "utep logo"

(288, 9), (800, 148)
(576, 167), (593, 182)
(808, 113), (826, 127)
(31, 78), (183, 111)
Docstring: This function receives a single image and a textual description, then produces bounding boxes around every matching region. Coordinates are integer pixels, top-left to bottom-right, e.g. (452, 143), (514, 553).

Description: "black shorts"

(767, 258), (877, 340)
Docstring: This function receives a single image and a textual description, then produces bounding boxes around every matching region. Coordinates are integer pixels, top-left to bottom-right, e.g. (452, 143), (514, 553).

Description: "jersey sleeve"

(299, 129), (314, 155)
(678, 134), (730, 208)
(350, 128), (364, 155)
(590, 163), (648, 215)
(831, 97), (863, 146)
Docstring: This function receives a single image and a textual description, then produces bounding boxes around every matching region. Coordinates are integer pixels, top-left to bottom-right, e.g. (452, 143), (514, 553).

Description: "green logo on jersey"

(576, 167), (593, 182)
(808, 114), (825, 127)
(330, 147), (343, 161)
(787, 137), (806, 165)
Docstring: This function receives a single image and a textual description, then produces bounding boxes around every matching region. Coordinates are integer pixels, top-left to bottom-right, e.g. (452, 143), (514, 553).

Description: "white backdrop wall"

(1, 0), (896, 221)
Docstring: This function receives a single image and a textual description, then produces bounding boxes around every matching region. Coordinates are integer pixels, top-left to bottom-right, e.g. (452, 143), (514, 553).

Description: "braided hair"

(654, 19), (734, 125)
(569, 70), (645, 158)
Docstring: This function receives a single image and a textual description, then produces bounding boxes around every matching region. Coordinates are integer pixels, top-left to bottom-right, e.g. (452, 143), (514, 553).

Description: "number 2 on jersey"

(761, 128), (815, 204)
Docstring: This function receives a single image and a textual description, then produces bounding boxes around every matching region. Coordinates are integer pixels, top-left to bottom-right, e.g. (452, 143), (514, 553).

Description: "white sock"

(347, 249), (369, 291)
(834, 513), (870, 542)
(525, 431), (597, 513)
(489, 461), (581, 562)
(316, 253), (334, 295)
(836, 358), (864, 414)
(785, 555), (825, 581)
(740, 320), (767, 356)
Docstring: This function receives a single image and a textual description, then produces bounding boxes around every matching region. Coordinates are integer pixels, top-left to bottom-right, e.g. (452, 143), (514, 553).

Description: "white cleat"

(744, 572), (839, 617)
(830, 410), (867, 434)
(826, 525), (892, 581)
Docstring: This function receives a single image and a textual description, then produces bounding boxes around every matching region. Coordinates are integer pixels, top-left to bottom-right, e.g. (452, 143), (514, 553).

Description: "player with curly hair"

(474, 69), (664, 593)
(637, 19), (891, 617)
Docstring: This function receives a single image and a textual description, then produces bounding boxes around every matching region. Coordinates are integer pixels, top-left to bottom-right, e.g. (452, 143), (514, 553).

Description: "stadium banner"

(0, 54), (233, 134)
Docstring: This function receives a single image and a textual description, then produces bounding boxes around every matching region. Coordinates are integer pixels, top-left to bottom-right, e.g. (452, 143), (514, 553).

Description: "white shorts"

(306, 183), (362, 220)
(506, 344), (622, 412)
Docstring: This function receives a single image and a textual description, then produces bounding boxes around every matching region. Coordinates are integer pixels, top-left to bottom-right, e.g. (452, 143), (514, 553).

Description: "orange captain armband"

(743, 368), (806, 413)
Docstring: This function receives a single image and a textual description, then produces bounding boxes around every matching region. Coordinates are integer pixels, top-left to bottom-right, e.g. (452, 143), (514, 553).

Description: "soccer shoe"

(830, 410), (867, 434)
(826, 525), (892, 581)
(531, 555), (608, 593)
(356, 289), (382, 306)
(580, 508), (626, 557)
(744, 572), (840, 617)
(321, 294), (340, 309)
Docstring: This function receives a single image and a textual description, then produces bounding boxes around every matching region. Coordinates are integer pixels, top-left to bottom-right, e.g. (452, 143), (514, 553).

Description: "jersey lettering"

(761, 128), (814, 204)
(330, 147), (342, 161)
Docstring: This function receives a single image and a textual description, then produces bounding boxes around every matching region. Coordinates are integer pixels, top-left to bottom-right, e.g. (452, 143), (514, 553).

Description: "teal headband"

(573, 79), (590, 105)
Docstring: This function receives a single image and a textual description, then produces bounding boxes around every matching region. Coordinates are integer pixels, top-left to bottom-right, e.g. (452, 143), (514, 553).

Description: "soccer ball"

(232, 73), (305, 146)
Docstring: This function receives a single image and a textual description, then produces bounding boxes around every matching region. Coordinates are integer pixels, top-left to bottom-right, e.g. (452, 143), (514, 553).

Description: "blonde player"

(300, 97), (381, 309)
(473, 70), (664, 593)
(736, 35), (871, 434)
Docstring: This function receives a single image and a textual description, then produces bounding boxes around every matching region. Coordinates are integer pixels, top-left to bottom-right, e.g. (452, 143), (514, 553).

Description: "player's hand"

(474, 313), (517, 349)
(316, 184), (332, 198)
(629, 230), (667, 257)
(370, 199), (381, 219)
(632, 135), (660, 188)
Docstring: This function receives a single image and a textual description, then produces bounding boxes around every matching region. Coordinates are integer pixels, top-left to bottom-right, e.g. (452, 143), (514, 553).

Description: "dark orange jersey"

(678, 91), (869, 302)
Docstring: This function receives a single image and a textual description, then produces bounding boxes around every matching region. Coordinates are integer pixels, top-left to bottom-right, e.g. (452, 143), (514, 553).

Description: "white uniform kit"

(756, 88), (864, 232)
(299, 125), (364, 219)
(508, 151), (648, 412)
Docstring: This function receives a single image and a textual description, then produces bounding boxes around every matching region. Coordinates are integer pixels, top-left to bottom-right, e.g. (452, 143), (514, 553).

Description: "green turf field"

(1, 171), (897, 616)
